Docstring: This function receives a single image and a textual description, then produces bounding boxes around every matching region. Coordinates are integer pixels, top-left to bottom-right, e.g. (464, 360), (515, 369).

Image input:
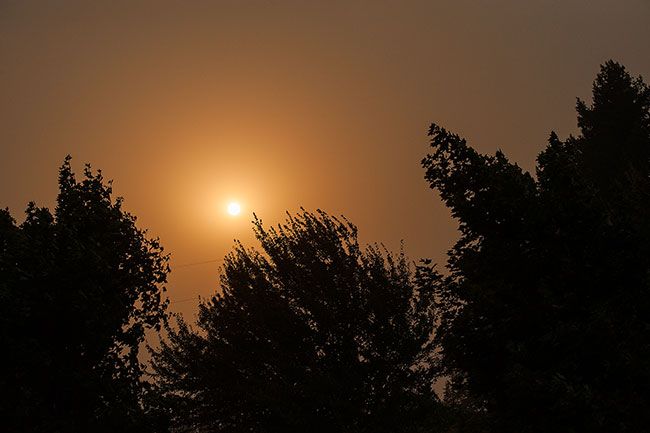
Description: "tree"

(423, 61), (650, 432)
(0, 157), (170, 433)
(150, 210), (444, 433)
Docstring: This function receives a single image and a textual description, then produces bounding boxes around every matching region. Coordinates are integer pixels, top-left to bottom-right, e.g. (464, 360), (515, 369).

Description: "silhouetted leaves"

(0, 157), (169, 433)
(4, 60), (648, 433)
(150, 210), (445, 433)
(424, 61), (650, 433)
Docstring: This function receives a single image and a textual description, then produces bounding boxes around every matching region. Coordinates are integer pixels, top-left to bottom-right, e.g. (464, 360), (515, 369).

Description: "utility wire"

(172, 258), (221, 269)
(169, 296), (199, 304)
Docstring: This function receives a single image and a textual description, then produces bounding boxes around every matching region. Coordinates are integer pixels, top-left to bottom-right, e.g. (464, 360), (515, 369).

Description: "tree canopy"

(423, 61), (650, 433)
(2, 60), (649, 433)
(150, 210), (444, 433)
(0, 157), (169, 433)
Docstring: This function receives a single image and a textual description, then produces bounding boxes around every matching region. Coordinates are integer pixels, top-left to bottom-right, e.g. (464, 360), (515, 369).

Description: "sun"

(227, 201), (241, 216)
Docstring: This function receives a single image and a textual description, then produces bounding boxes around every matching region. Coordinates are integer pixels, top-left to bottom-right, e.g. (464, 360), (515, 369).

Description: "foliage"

(423, 61), (650, 432)
(0, 157), (170, 433)
(150, 210), (444, 433)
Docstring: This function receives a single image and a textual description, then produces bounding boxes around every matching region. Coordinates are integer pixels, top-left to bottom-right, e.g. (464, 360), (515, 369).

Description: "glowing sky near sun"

(1, 0), (649, 318)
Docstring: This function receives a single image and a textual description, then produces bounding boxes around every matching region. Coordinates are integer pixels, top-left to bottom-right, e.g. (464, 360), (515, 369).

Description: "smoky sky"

(1, 0), (649, 317)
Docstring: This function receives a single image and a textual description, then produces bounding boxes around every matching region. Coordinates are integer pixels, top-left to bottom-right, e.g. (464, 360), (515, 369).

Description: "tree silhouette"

(0, 157), (170, 433)
(150, 210), (445, 433)
(423, 61), (650, 432)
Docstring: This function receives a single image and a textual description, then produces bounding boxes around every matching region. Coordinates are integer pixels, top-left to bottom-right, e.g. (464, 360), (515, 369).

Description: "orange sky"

(1, 0), (649, 319)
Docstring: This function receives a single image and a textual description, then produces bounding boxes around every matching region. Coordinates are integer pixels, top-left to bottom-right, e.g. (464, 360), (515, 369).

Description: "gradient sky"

(1, 0), (649, 318)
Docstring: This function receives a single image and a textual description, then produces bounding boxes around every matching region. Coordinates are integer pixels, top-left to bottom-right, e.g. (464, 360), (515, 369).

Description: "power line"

(166, 258), (221, 305)
(169, 296), (199, 304)
(172, 258), (221, 269)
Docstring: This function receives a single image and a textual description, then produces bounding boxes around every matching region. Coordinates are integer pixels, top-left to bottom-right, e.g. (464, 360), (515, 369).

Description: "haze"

(1, 0), (649, 318)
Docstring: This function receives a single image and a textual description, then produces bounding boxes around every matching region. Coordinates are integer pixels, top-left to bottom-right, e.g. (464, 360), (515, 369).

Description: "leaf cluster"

(423, 61), (650, 433)
(151, 210), (443, 433)
(0, 157), (169, 432)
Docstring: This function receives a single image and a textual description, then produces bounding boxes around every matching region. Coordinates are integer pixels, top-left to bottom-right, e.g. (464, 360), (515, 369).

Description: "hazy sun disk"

(227, 202), (241, 216)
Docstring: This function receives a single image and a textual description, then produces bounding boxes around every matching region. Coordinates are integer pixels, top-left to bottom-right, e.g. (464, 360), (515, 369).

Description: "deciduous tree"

(151, 210), (443, 433)
(423, 61), (650, 432)
(0, 157), (169, 432)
